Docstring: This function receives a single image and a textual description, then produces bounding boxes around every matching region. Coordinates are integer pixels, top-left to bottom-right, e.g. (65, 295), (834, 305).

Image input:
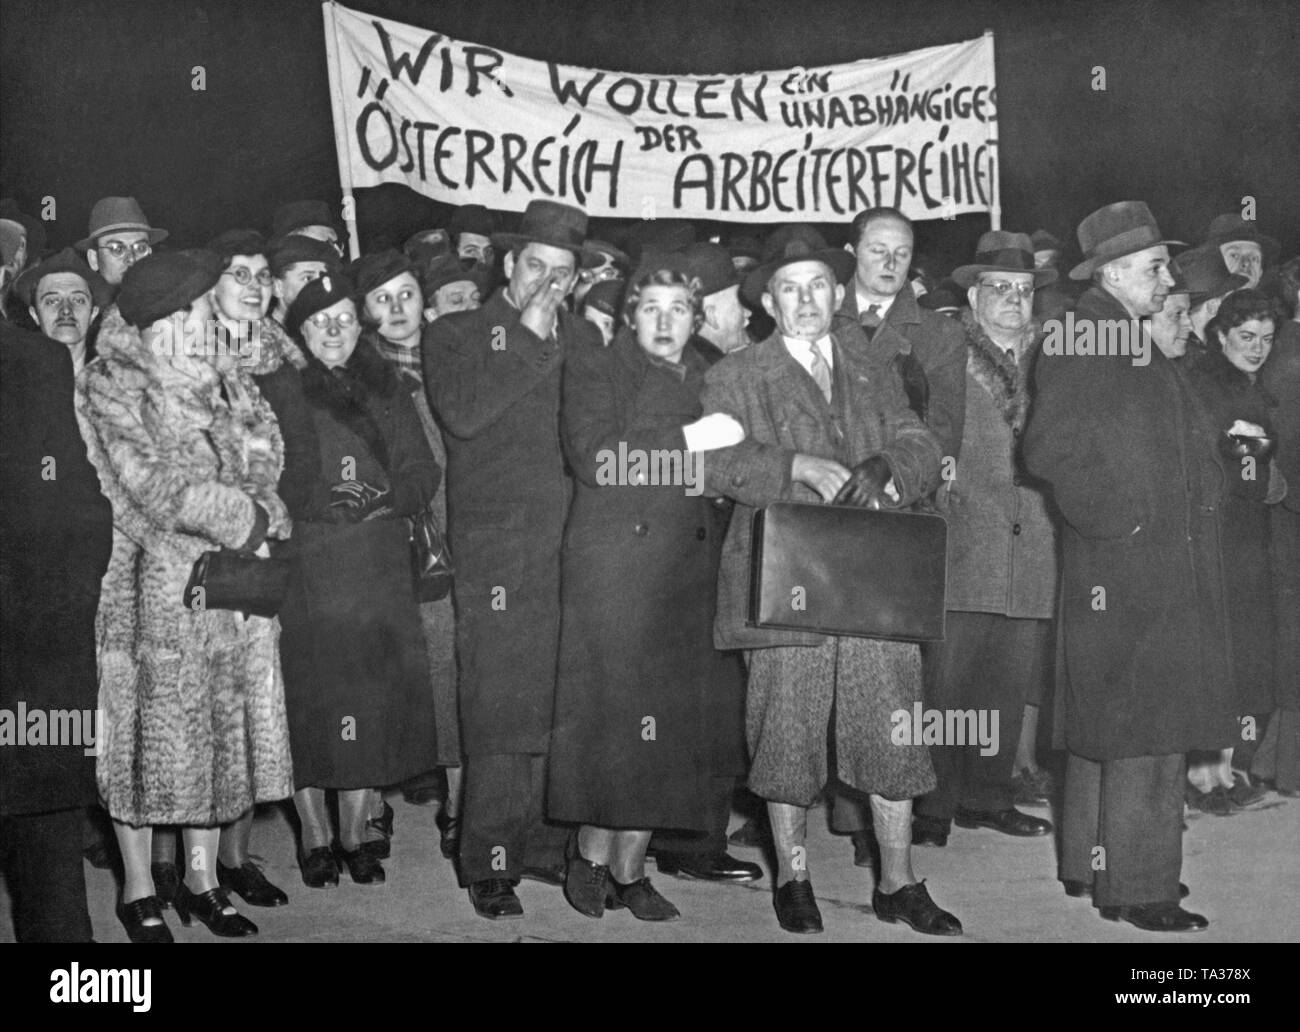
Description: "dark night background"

(1, 0), (1297, 272)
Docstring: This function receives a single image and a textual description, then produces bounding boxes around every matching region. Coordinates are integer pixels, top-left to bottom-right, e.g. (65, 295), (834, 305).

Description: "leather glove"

(682, 413), (745, 452)
(329, 481), (391, 522)
(833, 454), (899, 509)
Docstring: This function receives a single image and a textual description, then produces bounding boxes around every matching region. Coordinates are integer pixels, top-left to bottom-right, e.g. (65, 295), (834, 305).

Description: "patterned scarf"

(369, 331), (423, 384)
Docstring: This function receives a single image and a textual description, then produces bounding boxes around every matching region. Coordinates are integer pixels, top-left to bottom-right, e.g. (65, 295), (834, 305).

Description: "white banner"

(323, 2), (998, 225)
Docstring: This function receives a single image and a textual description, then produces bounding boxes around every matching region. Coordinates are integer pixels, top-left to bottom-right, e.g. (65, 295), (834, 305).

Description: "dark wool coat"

(549, 332), (727, 831)
(1022, 286), (1236, 760)
(424, 289), (601, 756)
(76, 308), (295, 825)
(1186, 346), (1279, 714)
(701, 324), (943, 651)
(838, 284), (968, 462)
(0, 325), (113, 816)
(1260, 320), (1300, 710)
(278, 339), (440, 789)
(938, 310), (1057, 618)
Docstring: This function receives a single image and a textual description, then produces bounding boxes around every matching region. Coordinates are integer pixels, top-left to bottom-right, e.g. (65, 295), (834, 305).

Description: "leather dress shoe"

(954, 806), (1052, 836)
(872, 880), (962, 936)
(654, 851), (762, 882)
(1101, 901), (1208, 932)
(300, 846), (339, 888)
(362, 801), (394, 859)
(606, 877), (680, 921)
(173, 884), (258, 937)
(1066, 879), (1189, 900)
(335, 844), (386, 885)
(151, 861), (181, 908)
(435, 810), (461, 861)
(564, 852), (610, 918)
(218, 859), (289, 907)
(520, 861), (566, 886)
(402, 785), (443, 806)
(774, 879), (823, 934)
(469, 878), (524, 920)
(911, 816), (949, 848)
(727, 816), (768, 849)
(1228, 772), (1267, 808)
(1186, 784), (1235, 816)
(117, 895), (174, 944)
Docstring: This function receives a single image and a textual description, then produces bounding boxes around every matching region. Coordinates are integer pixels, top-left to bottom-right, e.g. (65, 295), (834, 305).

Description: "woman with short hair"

(548, 261), (744, 921)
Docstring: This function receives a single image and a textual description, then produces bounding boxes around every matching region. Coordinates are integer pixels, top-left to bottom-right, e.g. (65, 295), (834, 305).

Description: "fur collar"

(300, 337), (401, 475)
(960, 308), (1041, 430)
(91, 305), (221, 394)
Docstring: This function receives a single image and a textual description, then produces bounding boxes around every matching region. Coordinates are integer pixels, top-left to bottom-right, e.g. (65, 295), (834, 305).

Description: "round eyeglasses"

(308, 310), (357, 330)
(224, 266), (274, 286)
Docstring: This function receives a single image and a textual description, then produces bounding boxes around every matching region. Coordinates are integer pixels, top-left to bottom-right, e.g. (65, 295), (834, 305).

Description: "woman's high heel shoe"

(173, 883), (258, 937)
(335, 843), (386, 884)
(117, 895), (174, 943)
(435, 809), (461, 860)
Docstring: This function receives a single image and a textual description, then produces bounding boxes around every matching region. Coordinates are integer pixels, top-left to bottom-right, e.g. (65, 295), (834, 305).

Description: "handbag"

(183, 547), (290, 618)
(748, 501), (947, 641)
(410, 507), (454, 603)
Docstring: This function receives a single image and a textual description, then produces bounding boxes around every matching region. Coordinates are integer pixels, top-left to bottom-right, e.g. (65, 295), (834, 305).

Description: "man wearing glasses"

(829, 206), (967, 862)
(909, 232), (1058, 849)
(77, 197), (167, 289)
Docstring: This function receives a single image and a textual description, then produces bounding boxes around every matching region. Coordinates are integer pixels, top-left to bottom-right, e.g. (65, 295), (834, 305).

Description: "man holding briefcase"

(700, 237), (962, 937)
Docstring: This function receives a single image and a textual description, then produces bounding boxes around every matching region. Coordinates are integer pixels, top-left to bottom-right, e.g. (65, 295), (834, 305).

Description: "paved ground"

(4, 786), (1296, 943)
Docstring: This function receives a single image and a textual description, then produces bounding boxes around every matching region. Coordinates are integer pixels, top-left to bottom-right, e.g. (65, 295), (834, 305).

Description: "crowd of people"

(0, 185), (1295, 941)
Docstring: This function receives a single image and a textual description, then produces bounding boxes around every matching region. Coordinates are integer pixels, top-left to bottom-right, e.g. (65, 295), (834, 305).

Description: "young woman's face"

(1221, 318), (1274, 375)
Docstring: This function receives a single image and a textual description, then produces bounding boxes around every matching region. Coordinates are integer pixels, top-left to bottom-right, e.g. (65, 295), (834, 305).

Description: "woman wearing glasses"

(277, 274), (440, 886)
(75, 249), (295, 941)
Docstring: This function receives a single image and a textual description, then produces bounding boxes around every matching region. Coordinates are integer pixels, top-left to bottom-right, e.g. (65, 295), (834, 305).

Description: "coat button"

(1012, 523), (1022, 535)
(634, 523), (648, 536)
(696, 527), (707, 541)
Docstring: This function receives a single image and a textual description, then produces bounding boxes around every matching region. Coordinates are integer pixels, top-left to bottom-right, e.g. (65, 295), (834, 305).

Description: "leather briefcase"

(748, 502), (947, 641)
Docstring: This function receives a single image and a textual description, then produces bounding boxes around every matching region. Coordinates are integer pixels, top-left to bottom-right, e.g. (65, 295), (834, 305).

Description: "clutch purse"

(183, 547), (290, 618)
(749, 501), (947, 641)
(410, 507), (454, 603)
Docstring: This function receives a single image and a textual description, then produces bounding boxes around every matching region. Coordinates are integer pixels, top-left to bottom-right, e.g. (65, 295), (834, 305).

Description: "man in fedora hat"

(448, 203), (497, 269)
(682, 241), (750, 364)
(909, 232), (1058, 849)
(1202, 213), (1279, 291)
(77, 196), (168, 288)
(1023, 200), (1234, 932)
(424, 198), (603, 920)
(1170, 245), (1250, 353)
(16, 248), (112, 375)
(700, 238), (960, 936)
(271, 199), (344, 256)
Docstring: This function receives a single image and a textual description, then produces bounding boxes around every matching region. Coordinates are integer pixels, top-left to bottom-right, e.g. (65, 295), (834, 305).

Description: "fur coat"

(75, 307), (295, 826)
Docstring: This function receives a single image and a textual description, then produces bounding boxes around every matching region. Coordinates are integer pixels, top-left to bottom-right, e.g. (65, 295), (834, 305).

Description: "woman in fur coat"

(75, 250), (295, 942)
(278, 274), (440, 888)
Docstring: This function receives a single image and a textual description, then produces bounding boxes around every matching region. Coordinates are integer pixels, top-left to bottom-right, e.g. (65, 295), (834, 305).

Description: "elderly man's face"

(969, 271), (1035, 337)
(457, 232), (494, 267)
(30, 272), (98, 347)
(1219, 241), (1263, 289)
(1149, 292), (1192, 358)
(425, 279), (482, 322)
(852, 216), (913, 299)
(1104, 246), (1175, 318)
(274, 260), (329, 309)
(763, 260), (843, 341)
(88, 230), (151, 285)
(364, 271), (423, 345)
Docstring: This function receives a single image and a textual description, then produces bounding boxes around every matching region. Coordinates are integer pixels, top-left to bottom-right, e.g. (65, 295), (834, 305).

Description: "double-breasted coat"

(548, 331), (727, 831)
(0, 325), (113, 817)
(424, 289), (601, 756)
(1022, 286), (1237, 760)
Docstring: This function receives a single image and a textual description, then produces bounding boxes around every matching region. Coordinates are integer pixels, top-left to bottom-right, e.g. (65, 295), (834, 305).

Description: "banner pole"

(984, 28), (1001, 231)
(323, 0), (362, 259)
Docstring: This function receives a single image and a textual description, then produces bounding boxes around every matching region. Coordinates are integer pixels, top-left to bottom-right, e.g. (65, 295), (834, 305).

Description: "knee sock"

(767, 801), (809, 886)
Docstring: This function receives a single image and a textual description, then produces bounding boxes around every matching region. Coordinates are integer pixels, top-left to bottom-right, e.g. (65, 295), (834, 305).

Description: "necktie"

(861, 303), (883, 341)
(807, 341), (832, 403)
